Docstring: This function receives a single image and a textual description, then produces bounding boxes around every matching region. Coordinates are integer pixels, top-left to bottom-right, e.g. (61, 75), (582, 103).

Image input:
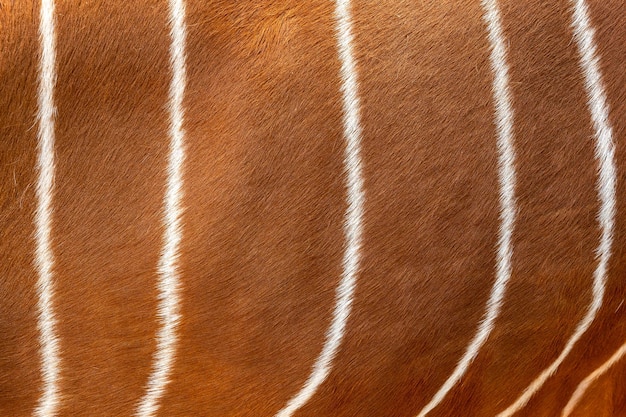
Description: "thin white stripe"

(562, 341), (626, 416)
(135, 0), (188, 416)
(274, 0), (366, 416)
(497, 1), (617, 415)
(416, 1), (518, 415)
(34, 0), (62, 415)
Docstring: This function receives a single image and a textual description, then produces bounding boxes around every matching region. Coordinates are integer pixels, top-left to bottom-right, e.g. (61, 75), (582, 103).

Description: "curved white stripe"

(274, 1), (366, 416)
(135, 1), (188, 416)
(562, 341), (626, 417)
(497, 1), (617, 416)
(34, 0), (62, 415)
(416, 1), (518, 416)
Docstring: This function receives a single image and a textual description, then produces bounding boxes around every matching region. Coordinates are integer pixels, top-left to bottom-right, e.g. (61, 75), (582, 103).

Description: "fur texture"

(1, 1), (625, 416)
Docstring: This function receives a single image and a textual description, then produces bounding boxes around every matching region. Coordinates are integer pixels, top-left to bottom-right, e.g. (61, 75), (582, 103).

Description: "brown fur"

(0, 1), (625, 416)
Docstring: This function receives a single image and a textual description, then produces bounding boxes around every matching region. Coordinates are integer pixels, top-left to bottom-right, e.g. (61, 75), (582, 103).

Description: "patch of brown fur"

(0, 1), (624, 416)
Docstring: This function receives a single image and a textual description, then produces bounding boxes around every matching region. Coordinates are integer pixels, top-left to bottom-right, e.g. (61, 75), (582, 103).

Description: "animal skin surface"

(0, 1), (625, 416)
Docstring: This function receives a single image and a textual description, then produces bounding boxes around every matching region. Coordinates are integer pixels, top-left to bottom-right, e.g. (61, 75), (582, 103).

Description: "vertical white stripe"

(416, 1), (518, 416)
(497, 1), (617, 416)
(34, 0), (62, 415)
(562, 341), (626, 417)
(274, 0), (366, 416)
(135, 0), (188, 416)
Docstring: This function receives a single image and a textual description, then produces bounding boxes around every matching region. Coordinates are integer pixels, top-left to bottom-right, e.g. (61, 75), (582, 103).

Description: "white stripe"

(562, 341), (626, 417)
(416, 1), (518, 415)
(497, 1), (617, 415)
(135, 0), (188, 416)
(34, 0), (62, 415)
(274, 1), (366, 416)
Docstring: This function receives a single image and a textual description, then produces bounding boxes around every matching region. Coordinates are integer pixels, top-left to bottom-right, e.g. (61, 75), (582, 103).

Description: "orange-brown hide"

(0, 1), (625, 416)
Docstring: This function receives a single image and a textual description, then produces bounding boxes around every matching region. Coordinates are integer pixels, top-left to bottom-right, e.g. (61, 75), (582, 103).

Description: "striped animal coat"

(1, 1), (625, 416)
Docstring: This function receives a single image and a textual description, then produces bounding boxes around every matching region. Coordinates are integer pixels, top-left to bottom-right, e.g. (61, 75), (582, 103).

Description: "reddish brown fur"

(0, 1), (625, 416)
(0, 3), (41, 413)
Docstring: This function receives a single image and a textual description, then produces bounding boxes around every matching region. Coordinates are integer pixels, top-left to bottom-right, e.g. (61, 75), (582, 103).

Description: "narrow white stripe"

(274, 1), (366, 416)
(34, 0), (62, 415)
(135, 1), (188, 416)
(562, 341), (626, 417)
(497, 1), (617, 416)
(416, 1), (518, 416)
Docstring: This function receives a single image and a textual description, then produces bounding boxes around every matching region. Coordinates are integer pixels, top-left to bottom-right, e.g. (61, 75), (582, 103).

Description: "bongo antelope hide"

(1, 0), (625, 416)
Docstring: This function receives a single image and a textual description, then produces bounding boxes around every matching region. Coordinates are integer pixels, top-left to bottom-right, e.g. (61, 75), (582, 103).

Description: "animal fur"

(0, 1), (625, 416)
